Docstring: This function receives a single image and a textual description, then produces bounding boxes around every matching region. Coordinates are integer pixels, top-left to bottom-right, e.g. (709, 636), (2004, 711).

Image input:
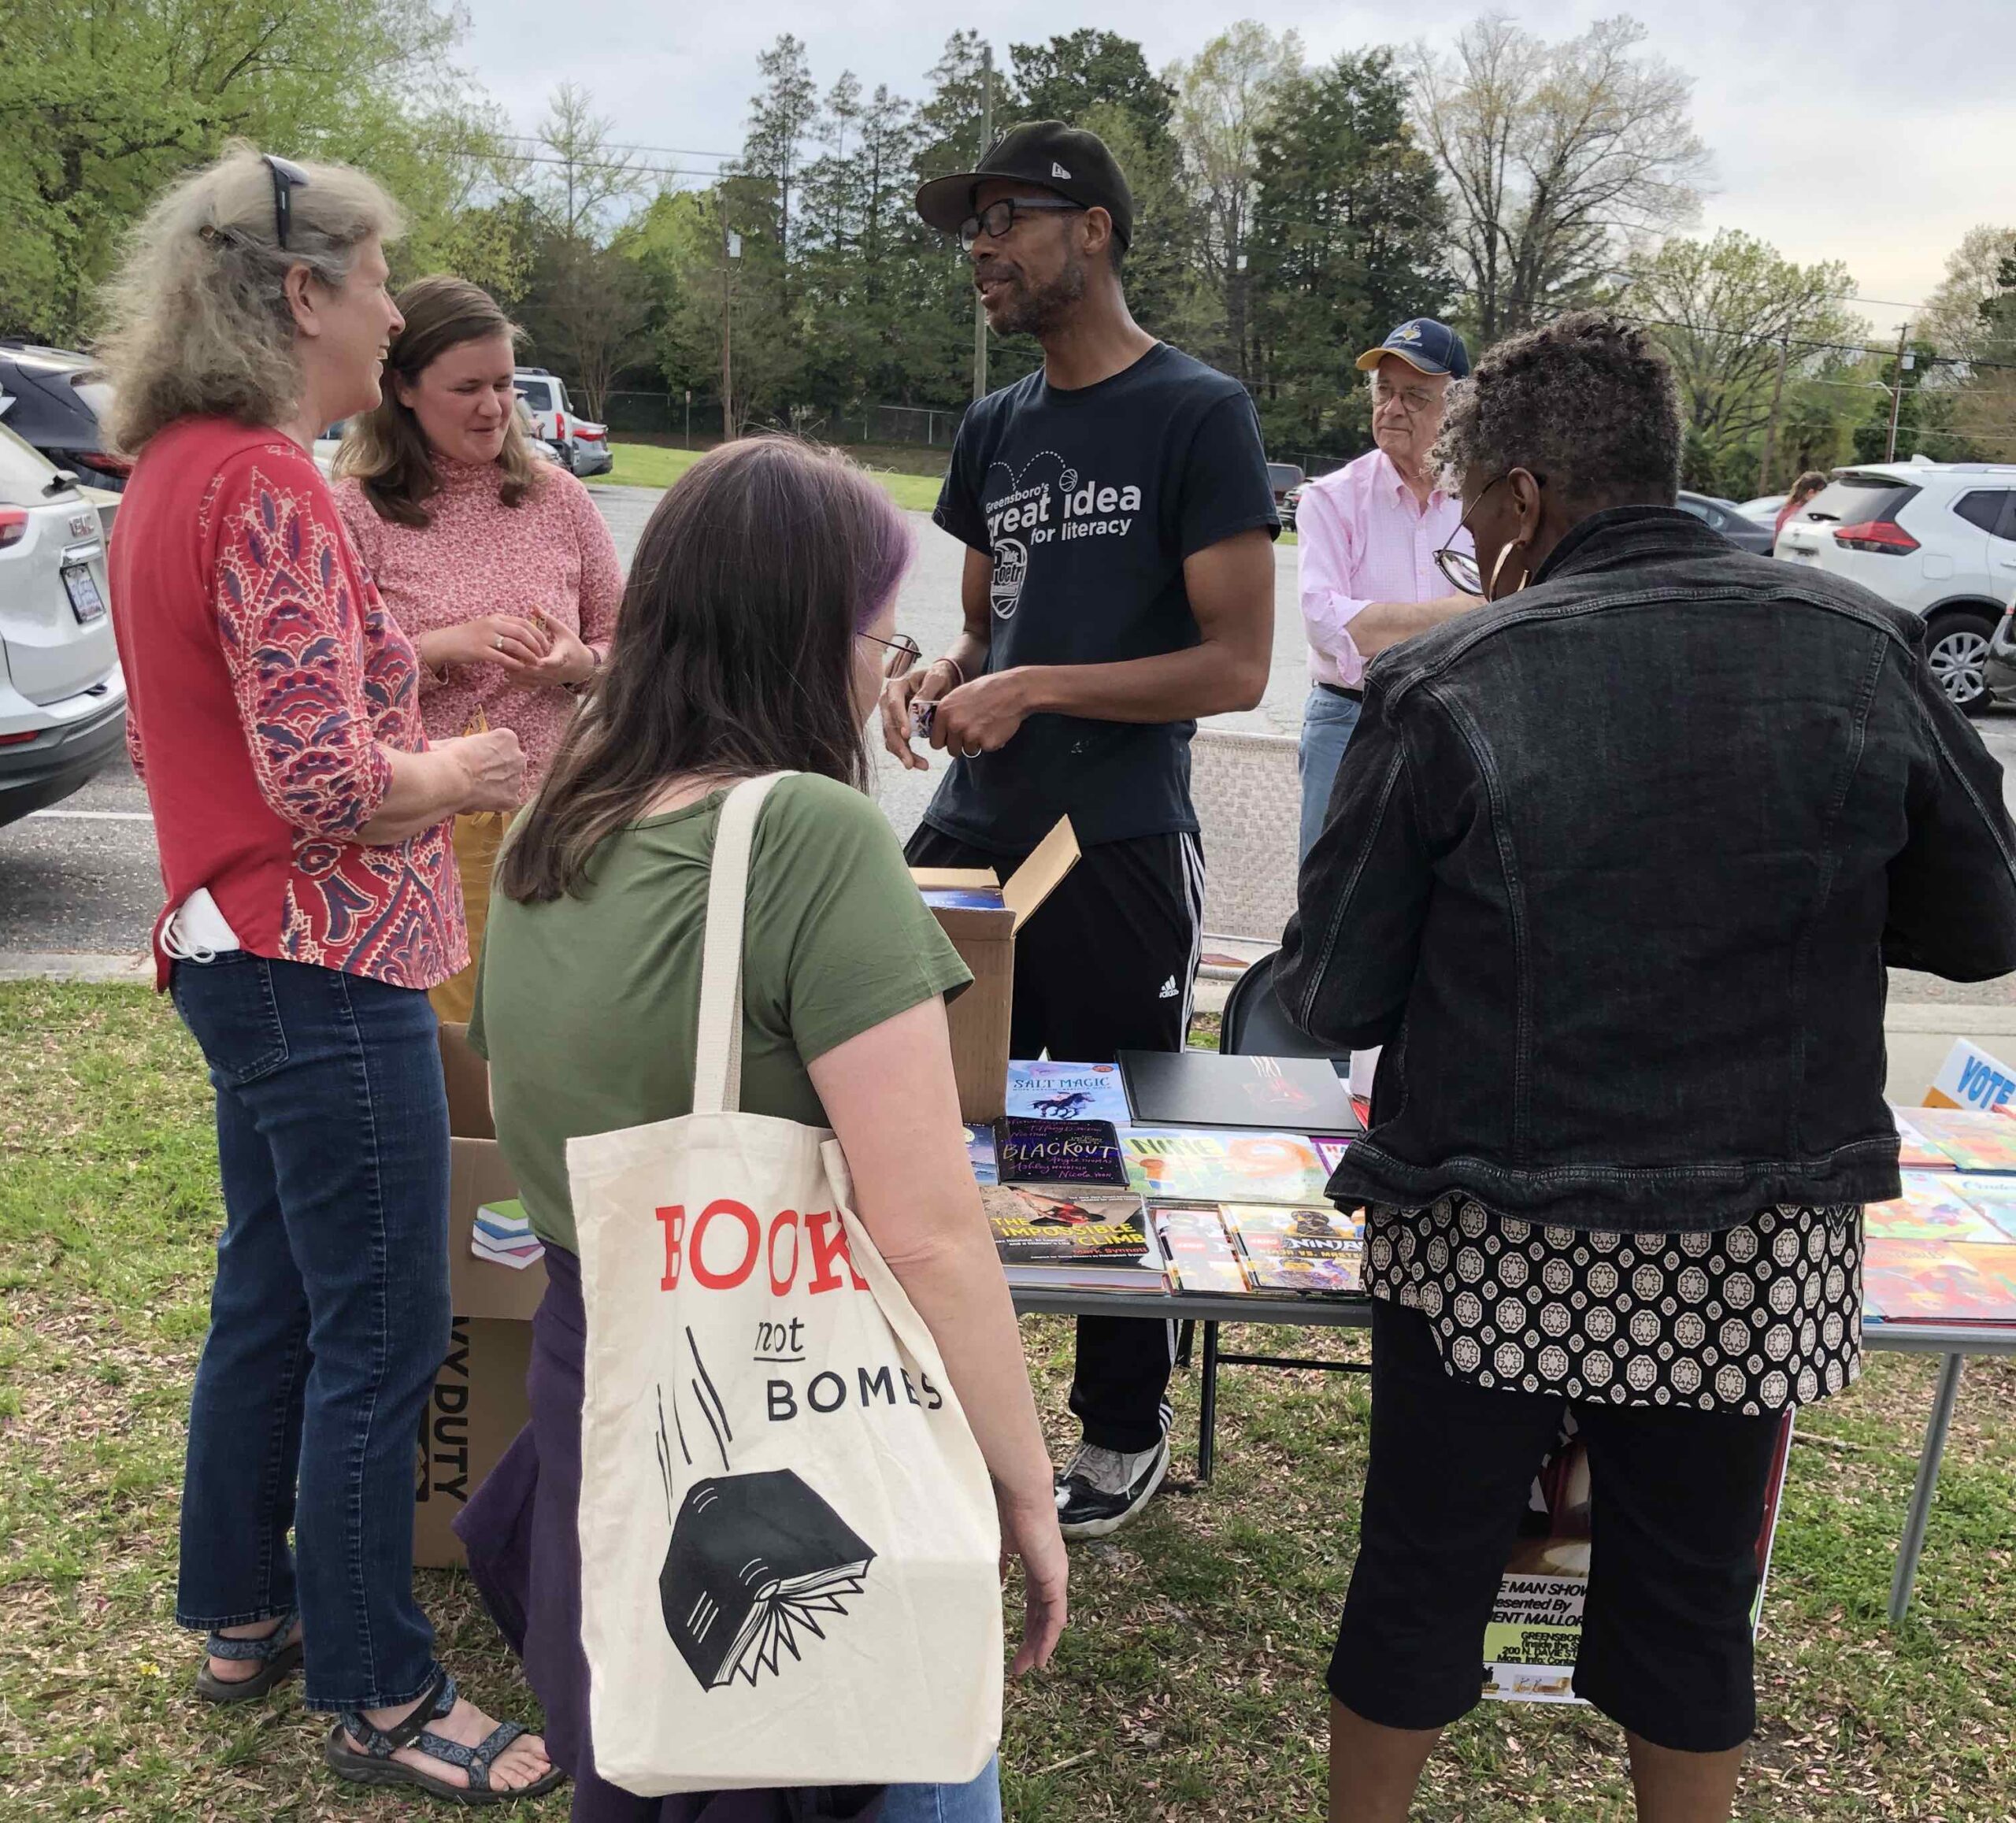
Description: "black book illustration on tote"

(654, 1331), (878, 1691)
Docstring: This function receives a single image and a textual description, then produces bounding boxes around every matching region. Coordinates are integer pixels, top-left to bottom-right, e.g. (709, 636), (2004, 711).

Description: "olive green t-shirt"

(469, 775), (972, 1253)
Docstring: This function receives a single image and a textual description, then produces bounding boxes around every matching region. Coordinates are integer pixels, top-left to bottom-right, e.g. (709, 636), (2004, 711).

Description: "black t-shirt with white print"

(925, 342), (1279, 854)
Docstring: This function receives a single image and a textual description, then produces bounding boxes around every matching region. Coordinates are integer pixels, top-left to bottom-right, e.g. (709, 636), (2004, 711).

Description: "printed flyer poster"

(1482, 1414), (1792, 1705)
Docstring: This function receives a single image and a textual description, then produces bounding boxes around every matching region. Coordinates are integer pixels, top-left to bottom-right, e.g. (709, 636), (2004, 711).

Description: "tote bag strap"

(691, 773), (794, 1117)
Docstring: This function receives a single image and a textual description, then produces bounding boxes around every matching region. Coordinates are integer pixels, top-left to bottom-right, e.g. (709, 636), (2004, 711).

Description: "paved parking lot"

(5, 483), (2015, 1004)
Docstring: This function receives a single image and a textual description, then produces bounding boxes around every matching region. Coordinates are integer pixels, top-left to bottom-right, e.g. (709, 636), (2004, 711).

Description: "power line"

(497, 132), (733, 161)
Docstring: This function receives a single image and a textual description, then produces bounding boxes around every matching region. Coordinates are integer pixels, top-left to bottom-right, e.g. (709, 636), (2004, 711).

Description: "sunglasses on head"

(262, 154), (311, 250)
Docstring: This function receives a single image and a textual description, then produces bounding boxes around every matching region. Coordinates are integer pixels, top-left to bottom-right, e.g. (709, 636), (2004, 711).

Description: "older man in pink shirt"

(1297, 317), (1478, 858)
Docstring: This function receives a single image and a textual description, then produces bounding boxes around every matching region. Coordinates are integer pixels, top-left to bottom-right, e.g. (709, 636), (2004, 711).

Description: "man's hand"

(930, 669), (1033, 758)
(878, 658), (964, 771)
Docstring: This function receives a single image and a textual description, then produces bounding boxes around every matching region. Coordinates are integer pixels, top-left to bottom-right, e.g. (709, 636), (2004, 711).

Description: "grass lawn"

(3, 984), (2010, 1819)
(602, 442), (1299, 543)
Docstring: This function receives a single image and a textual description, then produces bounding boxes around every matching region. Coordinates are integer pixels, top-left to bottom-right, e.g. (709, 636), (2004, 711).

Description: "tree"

(1407, 14), (1709, 343)
(1247, 50), (1451, 455)
(741, 35), (819, 283)
(1011, 30), (1177, 145)
(1915, 228), (2016, 463)
(0, 0), (492, 343)
(516, 232), (652, 420)
(1166, 23), (1305, 382)
(518, 81), (647, 244)
(1623, 230), (1856, 495)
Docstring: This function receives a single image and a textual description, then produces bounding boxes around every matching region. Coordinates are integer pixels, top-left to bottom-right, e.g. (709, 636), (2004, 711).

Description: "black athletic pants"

(906, 822), (1206, 1454)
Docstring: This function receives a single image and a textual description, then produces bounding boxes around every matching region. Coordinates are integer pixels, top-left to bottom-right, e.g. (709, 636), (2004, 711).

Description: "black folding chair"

(1180, 950), (1370, 1480)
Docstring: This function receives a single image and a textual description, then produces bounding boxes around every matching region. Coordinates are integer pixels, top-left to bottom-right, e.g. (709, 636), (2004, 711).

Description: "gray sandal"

(324, 1669), (565, 1807)
(195, 1608), (302, 1704)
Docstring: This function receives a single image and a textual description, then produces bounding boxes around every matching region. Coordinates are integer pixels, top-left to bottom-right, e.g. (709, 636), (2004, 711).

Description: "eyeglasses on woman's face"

(1434, 470), (1547, 598)
(857, 629), (922, 680)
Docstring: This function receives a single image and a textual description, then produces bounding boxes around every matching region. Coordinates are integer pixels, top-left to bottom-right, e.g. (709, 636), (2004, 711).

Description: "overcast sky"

(459, 0), (2016, 340)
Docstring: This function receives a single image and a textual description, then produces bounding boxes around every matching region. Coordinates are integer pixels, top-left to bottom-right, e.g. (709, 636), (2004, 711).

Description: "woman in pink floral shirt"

(335, 275), (624, 1020)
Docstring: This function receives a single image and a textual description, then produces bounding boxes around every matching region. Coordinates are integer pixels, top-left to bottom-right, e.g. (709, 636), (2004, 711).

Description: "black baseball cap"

(1355, 317), (1471, 380)
(915, 120), (1133, 250)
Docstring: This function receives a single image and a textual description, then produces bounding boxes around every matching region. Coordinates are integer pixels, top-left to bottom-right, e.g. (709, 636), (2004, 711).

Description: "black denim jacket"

(1277, 506), (2016, 1229)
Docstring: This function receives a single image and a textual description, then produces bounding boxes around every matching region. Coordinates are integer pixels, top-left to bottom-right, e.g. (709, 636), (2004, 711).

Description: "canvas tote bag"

(569, 773), (1004, 1795)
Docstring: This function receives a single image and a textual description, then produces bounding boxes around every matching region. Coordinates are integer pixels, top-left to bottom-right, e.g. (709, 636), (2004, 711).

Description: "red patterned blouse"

(110, 417), (468, 991)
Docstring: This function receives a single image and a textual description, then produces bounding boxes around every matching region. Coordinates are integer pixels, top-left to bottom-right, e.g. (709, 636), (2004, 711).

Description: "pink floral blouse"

(334, 458), (624, 788)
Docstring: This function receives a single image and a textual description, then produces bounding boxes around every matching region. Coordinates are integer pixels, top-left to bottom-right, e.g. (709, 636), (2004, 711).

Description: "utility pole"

(1884, 321), (1910, 462)
(721, 227), (742, 442)
(1758, 334), (1791, 495)
(971, 43), (994, 404)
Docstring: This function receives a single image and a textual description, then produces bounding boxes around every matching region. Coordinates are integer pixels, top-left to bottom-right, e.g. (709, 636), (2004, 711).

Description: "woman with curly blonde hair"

(98, 143), (558, 1805)
(333, 273), (623, 1023)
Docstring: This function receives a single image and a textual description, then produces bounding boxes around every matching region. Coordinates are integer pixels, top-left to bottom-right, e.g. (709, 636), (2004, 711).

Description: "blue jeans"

(170, 951), (451, 1714)
(1298, 685), (1363, 862)
(882, 1756), (1002, 1823)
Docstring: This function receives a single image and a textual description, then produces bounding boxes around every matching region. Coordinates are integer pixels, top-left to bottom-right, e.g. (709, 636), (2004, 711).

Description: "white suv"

(512, 369), (611, 478)
(0, 414), (126, 828)
(1777, 460), (2016, 710)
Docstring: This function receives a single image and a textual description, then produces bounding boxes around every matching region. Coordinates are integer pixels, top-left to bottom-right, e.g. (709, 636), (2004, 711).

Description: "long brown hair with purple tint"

(498, 435), (913, 905)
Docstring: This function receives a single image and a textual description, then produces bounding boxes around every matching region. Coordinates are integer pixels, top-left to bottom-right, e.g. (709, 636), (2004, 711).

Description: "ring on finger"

(962, 744), (983, 759)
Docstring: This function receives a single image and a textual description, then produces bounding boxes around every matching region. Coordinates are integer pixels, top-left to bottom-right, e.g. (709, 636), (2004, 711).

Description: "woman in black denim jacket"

(1279, 311), (2016, 1823)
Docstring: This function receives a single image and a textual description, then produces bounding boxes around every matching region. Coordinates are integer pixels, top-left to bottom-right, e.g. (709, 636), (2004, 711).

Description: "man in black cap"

(884, 120), (1279, 1540)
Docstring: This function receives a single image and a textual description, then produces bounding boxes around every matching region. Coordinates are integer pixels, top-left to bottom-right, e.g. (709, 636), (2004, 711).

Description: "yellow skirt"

(430, 811), (506, 1025)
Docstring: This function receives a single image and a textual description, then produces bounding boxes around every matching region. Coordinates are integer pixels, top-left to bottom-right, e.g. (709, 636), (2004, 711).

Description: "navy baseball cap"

(1355, 318), (1471, 380)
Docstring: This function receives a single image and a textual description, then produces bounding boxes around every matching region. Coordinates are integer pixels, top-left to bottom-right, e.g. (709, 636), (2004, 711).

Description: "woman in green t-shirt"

(460, 436), (1066, 1823)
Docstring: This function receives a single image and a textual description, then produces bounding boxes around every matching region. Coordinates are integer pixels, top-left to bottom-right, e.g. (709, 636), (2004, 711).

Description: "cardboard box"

(912, 817), (1079, 1122)
(413, 1025), (550, 1569)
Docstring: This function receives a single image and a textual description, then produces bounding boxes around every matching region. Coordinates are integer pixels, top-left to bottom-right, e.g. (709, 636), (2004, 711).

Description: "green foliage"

(1010, 30), (1177, 144)
(1247, 50), (1451, 457)
(0, 0), (501, 346)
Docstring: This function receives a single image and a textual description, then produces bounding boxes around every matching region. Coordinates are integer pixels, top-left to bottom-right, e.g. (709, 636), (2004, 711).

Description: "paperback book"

(1863, 1236), (2016, 1325)
(1864, 1173), (2007, 1244)
(1944, 1173), (2016, 1243)
(1122, 1129), (1334, 1206)
(980, 1184), (1149, 1263)
(1312, 1134), (1353, 1176)
(994, 1117), (1128, 1188)
(1151, 1203), (1251, 1297)
(965, 1125), (999, 1187)
(1004, 1061), (1131, 1125)
(1890, 1106), (1952, 1171)
(1903, 1106), (2016, 1173)
(1223, 1204), (1366, 1295)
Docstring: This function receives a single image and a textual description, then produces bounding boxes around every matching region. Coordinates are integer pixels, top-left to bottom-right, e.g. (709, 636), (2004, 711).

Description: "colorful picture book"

(1122, 1129), (1335, 1206)
(1890, 1106), (1953, 1171)
(472, 1199), (543, 1270)
(1483, 1415), (1792, 1706)
(1863, 1237), (2016, 1325)
(1945, 1174), (2016, 1243)
(1151, 1203), (1251, 1296)
(1901, 1106), (2016, 1173)
(1223, 1204), (1366, 1295)
(965, 1125), (998, 1187)
(1005, 1061), (1131, 1125)
(1312, 1134), (1352, 1176)
(1864, 1173), (2009, 1244)
(994, 1117), (1128, 1187)
(1119, 1050), (1360, 1135)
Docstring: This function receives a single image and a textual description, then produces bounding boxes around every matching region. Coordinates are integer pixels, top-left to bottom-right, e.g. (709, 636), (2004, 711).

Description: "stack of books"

(472, 1199), (544, 1270)
(1151, 1202), (1366, 1298)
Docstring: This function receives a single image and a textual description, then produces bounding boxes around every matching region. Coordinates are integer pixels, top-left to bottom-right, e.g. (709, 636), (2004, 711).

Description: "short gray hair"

(95, 142), (403, 454)
(1433, 311), (1681, 510)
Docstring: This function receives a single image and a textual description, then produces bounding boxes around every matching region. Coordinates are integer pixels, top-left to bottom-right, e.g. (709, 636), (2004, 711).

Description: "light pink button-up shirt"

(1297, 447), (1469, 690)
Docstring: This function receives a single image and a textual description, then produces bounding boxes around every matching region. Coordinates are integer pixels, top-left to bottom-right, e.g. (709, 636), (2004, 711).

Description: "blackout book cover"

(1119, 1050), (1361, 1135)
(993, 1116), (1128, 1187)
(660, 1469), (876, 1691)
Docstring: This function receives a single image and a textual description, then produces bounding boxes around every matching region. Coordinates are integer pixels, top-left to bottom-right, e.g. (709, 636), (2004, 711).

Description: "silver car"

(0, 413), (126, 828)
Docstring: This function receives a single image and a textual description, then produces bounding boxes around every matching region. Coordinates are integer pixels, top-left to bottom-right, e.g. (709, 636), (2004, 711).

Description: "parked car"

(0, 412), (127, 827)
(513, 369), (612, 476)
(1777, 461), (2016, 711)
(1736, 494), (1787, 524)
(1676, 490), (1775, 555)
(310, 401), (561, 479)
(1280, 480), (1307, 530)
(0, 341), (129, 492)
